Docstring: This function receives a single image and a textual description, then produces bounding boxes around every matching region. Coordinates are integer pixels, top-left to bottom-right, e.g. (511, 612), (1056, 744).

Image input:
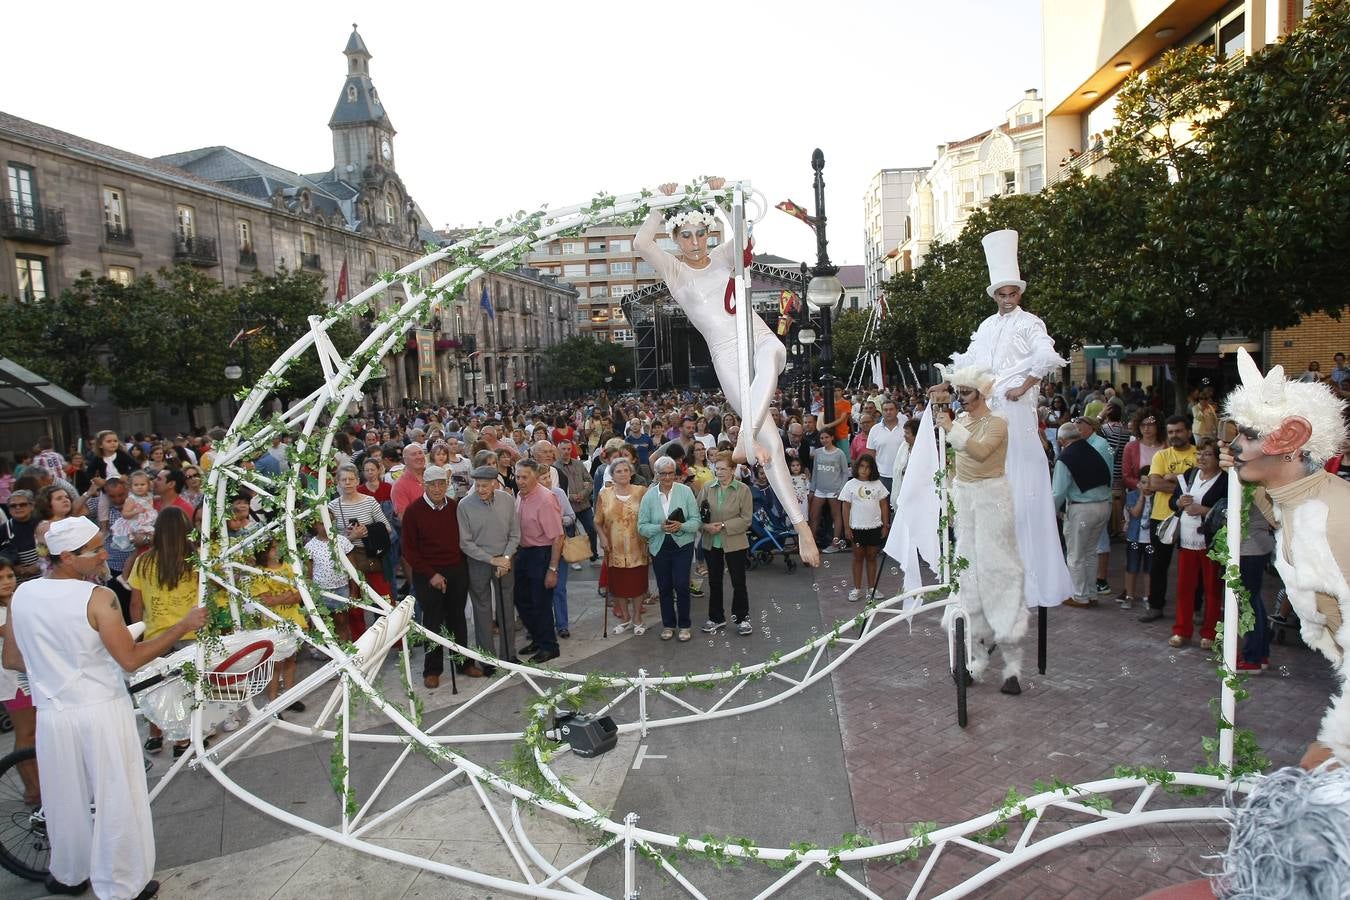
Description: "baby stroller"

(747, 480), (798, 572)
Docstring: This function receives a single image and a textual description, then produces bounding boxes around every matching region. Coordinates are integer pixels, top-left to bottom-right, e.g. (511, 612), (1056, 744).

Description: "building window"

(302, 232), (316, 254)
(562, 263), (586, 277)
(561, 241), (582, 255)
(586, 240), (606, 253)
(610, 284), (633, 296)
(384, 191), (397, 223)
(636, 260), (655, 275)
(6, 164), (35, 211)
(107, 265), (134, 286)
(589, 262), (608, 276)
(176, 205), (195, 239)
(1003, 170), (1017, 194)
(610, 261), (633, 275)
(347, 84), (357, 101)
(1027, 164), (1044, 193)
(1016, 113), (1035, 126)
(15, 255), (47, 302)
(365, 249), (376, 272)
(102, 187), (125, 229)
(609, 239), (632, 252)
(237, 219), (252, 251)
(612, 329), (634, 343)
(1219, 10), (1245, 58)
(656, 237), (677, 251)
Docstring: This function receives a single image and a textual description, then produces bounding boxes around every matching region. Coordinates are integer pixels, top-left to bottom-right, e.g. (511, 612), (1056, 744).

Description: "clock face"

(381, 139), (392, 161)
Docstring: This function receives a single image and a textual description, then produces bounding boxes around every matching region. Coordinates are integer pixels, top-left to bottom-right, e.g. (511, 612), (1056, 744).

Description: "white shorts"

(812, 490), (839, 500)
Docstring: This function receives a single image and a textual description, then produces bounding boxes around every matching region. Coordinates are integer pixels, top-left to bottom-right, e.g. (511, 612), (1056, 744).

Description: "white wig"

(937, 364), (996, 398)
(1222, 348), (1347, 465)
(1213, 763), (1350, 899)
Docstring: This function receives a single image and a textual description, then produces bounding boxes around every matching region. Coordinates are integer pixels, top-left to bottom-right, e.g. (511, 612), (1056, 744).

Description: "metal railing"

(239, 248), (258, 267)
(174, 234), (218, 265)
(0, 200), (69, 244)
(301, 253), (322, 270)
(105, 224), (134, 246)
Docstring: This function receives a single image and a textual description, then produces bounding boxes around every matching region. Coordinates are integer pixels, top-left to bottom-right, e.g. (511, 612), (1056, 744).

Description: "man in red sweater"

(399, 465), (479, 687)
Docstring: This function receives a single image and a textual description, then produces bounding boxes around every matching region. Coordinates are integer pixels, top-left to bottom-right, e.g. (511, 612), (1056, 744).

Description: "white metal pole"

(1219, 469), (1243, 771)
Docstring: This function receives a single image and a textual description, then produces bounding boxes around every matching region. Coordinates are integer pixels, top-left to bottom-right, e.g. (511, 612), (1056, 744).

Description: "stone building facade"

(0, 25), (576, 433)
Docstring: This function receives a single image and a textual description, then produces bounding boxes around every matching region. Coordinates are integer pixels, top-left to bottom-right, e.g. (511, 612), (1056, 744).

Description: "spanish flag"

(775, 200), (817, 231)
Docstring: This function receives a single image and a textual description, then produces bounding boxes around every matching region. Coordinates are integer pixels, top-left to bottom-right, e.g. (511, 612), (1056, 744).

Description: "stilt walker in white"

(936, 366), (1029, 694)
(938, 230), (1072, 609)
(636, 177), (821, 566)
(2, 517), (206, 900)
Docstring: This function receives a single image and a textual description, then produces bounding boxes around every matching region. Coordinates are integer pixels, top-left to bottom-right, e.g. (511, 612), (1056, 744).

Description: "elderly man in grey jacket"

(457, 465), (521, 669)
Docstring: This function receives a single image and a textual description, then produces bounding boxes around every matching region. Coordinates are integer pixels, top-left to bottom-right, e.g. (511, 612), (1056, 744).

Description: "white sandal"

(611, 621), (632, 635)
(633, 623), (647, 636)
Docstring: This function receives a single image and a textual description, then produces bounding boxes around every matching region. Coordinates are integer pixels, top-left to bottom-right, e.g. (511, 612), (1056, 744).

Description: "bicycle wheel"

(0, 746), (48, 881)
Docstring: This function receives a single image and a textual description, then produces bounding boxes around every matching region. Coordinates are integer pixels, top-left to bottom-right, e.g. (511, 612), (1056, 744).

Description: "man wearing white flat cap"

(2, 516), (205, 899)
(935, 230), (1073, 610)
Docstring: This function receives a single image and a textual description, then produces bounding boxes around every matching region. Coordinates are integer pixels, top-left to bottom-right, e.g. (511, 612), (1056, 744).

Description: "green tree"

(0, 272), (124, 398)
(541, 336), (634, 396)
(236, 268), (363, 403)
(105, 266), (236, 426)
(827, 309), (877, 384)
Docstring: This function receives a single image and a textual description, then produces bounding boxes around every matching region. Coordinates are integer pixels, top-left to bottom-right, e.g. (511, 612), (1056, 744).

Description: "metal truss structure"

(178, 183), (1254, 898)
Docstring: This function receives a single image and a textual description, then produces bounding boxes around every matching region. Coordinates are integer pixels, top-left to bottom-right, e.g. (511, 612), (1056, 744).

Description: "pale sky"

(8, 0), (1042, 265)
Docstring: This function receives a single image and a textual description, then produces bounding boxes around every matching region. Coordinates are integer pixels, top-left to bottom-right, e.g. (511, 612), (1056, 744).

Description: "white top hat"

(982, 229), (1026, 297)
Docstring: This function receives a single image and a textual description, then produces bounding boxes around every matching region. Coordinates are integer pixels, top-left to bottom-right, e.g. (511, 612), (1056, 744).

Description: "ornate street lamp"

(804, 149), (843, 432)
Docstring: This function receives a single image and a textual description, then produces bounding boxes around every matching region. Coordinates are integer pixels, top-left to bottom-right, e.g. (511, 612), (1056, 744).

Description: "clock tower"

(329, 24), (396, 181)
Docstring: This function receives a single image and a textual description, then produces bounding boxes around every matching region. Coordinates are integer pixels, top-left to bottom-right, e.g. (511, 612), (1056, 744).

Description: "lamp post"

(804, 149), (843, 435)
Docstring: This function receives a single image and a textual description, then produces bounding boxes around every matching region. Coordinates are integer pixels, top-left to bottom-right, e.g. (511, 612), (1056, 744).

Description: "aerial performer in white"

(635, 177), (821, 566)
(935, 230), (1073, 608)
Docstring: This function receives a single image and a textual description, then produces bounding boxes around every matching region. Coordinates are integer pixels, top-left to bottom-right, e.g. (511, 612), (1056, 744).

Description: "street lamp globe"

(805, 273), (843, 310)
(798, 328), (817, 346)
(224, 364), (244, 380)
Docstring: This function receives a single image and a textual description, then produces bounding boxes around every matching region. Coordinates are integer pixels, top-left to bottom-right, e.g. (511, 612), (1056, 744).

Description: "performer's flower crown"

(664, 205), (719, 235)
(1223, 348), (1347, 465)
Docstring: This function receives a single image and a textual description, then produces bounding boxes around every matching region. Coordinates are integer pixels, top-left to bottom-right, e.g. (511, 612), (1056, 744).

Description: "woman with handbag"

(329, 464), (394, 639)
(1168, 439), (1227, 649)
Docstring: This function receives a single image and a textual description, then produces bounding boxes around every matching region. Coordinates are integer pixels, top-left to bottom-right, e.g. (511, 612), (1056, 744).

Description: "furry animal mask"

(1223, 348), (1347, 465)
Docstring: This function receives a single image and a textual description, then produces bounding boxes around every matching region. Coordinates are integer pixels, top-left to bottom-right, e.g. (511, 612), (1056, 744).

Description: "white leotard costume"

(635, 209), (803, 525)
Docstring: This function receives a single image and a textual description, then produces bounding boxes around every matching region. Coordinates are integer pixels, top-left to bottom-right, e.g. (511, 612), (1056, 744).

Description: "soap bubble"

(1185, 308), (1196, 318)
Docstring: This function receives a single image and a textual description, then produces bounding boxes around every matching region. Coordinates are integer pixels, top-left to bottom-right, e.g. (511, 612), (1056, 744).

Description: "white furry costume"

(1224, 348), (1350, 765)
(635, 209), (803, 525)
(945, 373), (1029, 682)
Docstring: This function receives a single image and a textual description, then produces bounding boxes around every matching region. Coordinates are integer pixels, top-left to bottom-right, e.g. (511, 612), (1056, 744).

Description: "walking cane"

(493, 572), (512, 664)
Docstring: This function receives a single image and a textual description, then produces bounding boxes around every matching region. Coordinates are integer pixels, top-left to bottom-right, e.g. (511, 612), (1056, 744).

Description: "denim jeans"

(1240, 553), (1270, 664)
(552, 549), (570, 630)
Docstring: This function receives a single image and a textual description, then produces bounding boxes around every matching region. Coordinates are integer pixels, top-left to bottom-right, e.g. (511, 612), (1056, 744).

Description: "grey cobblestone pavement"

(1, 550), (1335, 899)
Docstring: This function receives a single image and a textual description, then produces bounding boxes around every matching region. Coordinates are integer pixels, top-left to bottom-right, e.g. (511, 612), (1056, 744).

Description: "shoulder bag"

(1154, 471), (1190, 546)
(338, 497), (386, 575)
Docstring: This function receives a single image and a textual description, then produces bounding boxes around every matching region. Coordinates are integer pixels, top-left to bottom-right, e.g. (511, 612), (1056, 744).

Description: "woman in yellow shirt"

(129, 507), (200, 754)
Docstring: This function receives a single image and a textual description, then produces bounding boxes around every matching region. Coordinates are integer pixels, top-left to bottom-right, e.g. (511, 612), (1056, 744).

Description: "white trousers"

(953, 477), (1029, 680)
(39, 693), (155, 899)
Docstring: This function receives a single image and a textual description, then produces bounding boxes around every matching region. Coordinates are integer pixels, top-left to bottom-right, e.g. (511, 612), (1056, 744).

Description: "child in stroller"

(748, 468), (799, 572)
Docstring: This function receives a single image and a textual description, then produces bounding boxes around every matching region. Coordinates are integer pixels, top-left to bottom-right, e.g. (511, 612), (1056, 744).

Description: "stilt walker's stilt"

(1038, 606), (1047, 675)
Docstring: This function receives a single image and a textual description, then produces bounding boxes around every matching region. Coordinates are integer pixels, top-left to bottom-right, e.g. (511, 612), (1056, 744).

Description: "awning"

(0, 357), (89, 417)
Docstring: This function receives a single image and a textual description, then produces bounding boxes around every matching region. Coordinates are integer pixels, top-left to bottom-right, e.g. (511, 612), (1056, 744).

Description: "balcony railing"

(301, 252), (322, 270)
(0, 200), (69, 244)
(239, 248), (258, 267)
(174, 234), (218, 265)
(104, 224), (134, 246)
(1047, 145), (1108, 188)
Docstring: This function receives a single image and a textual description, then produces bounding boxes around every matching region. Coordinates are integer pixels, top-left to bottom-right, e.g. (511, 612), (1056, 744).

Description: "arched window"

(384, 191), (397, 223)
(347, 84), (357, 101)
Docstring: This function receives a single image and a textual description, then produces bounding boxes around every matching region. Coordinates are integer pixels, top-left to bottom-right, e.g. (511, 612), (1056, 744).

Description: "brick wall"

(1267, 307), (1350, 373)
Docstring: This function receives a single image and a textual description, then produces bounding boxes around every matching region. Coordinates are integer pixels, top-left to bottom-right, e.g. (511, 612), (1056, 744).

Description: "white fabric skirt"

(992, 395), (1073, 608)
(952, 476), (1028, 643)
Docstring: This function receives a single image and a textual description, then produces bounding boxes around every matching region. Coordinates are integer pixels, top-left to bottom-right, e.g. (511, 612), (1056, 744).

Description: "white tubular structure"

(731, 186), (755, 460)
(169, 184), (1253, 898)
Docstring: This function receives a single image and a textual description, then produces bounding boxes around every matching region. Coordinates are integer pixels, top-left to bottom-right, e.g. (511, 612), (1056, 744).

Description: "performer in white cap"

(937, 230), (1073, 609)
(935, 365), (1028, 694)
(636, 178), (821, 567)
(1220, 347), (1350, 769)
(1, 516), (205, 900)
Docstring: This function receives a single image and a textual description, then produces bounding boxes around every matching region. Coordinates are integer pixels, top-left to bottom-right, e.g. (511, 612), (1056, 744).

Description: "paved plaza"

(2, 551), (1335, 899)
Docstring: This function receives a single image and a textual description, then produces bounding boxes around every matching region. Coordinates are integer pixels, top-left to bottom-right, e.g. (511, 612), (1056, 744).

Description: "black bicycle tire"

(0, 745), (48, 881)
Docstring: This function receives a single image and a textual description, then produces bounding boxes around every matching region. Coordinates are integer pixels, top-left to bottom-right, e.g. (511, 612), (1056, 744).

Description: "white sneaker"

(570, 562), (582, 571)
(848, 589), (862, 603)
